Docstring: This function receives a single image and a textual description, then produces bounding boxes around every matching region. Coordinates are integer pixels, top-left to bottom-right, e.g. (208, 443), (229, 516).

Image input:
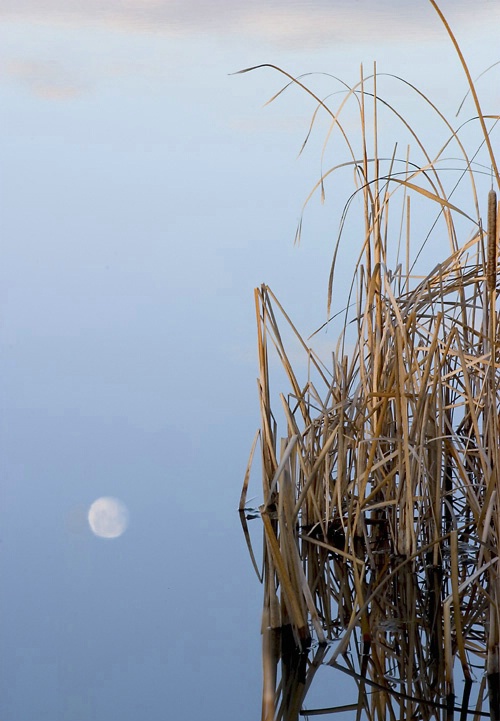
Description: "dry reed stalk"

(250, 224), (499, 718)
(241, 5), (500, 718)
(487, 190), (497, 292)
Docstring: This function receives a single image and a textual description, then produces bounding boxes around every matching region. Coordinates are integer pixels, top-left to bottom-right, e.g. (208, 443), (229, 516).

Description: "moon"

(88, 497), (129, 539)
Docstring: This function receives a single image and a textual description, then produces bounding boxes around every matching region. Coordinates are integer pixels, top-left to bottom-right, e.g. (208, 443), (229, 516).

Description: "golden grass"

(240, 4), (500, 720)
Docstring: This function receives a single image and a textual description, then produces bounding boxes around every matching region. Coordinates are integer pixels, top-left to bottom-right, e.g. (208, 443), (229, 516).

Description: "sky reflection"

(0, 0), (498, 44)
(1, 2), (499, 721)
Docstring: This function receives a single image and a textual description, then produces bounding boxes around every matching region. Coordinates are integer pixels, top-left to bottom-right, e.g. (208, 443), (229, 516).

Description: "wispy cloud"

(1, 1), (497, 102)
(0, 0), (495, 47)
(3, 59), (88, 98)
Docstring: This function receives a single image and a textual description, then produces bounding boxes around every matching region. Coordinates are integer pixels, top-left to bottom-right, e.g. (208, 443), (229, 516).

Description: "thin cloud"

(1, 1), (497, 101)
(3, 59), (88, 98)
(0, 1), (495, 47)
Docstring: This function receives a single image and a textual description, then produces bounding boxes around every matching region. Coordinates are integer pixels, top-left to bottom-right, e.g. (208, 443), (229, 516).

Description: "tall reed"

(240, 3), (500, 719)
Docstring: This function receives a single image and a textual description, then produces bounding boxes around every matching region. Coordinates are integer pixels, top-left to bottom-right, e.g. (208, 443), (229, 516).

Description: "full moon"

(88, 497), (129, 539)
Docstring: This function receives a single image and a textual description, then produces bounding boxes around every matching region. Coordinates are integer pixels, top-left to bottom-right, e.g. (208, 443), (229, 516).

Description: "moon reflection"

(88, 497), (129, 539)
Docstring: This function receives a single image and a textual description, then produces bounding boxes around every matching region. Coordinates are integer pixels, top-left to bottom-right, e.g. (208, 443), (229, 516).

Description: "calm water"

(0, 2), (499, 720)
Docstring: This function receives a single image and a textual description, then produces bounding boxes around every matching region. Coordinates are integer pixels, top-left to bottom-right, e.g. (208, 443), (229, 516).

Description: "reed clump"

(240, 4), (500, 720)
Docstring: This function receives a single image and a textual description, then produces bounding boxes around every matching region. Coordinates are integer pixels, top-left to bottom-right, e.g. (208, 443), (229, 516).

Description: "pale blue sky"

(0, 2), (499, 719)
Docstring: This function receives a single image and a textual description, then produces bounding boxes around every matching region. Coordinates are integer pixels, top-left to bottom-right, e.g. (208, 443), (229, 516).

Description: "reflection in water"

(240, 9), (500, 718)
(243, 473), (497, 720)
(1, 0), (497, 51)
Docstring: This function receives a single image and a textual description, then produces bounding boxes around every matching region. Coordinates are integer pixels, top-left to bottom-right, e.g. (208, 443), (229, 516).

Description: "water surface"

(0, 2), (498, 720)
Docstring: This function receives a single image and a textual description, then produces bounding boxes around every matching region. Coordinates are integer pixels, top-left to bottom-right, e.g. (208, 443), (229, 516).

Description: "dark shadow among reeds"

(239, 2), (500, 720)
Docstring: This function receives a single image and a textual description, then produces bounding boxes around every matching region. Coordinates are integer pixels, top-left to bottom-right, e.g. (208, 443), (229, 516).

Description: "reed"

(239, 4), (500, 720)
